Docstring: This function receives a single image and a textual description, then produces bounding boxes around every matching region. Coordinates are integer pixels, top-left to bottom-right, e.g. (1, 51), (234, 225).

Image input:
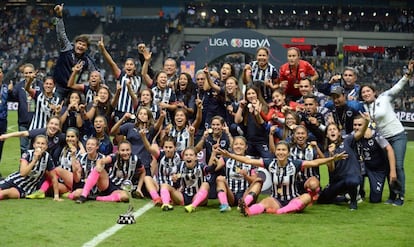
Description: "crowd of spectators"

(184, 3), (414, 32)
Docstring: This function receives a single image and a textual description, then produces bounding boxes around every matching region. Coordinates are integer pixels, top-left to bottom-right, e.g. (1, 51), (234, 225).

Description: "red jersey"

(279, 60), (317, 98)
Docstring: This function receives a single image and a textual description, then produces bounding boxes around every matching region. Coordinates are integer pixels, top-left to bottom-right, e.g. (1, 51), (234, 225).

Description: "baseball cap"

(330, 86), (345, 95)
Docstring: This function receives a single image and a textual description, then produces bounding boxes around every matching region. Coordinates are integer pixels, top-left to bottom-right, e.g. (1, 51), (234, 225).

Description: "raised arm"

(0, 130), (29, 141)
(20, 149), (43, 176)
(302, 151), (348, 168)
(54, 4), (72, 52)
(140, 48), (154, 88)
(354, 112), (370, 141)
(67, 61), (85, 91)
(216, 148), (264, 167)
(139, 128), (159, 158)
(98, 36), (121, 78)
(387, 60), (413, 97)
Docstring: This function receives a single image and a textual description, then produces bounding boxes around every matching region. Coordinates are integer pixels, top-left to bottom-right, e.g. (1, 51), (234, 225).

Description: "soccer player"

(67, 62), (103, 105)
(67, 137), (104, 201)
(76, 140), (145, 203)
(216, 141), (347, 216)
(215, 136), (263, 212)
(98, 36), (141, 123)
(140, 133), (182, 210)
(0, 135), (61, 201)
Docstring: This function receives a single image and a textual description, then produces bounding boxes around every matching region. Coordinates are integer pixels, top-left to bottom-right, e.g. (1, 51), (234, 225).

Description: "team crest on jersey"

(220, 140), (226, 147)
(53, 136), (59, 144)
(346, 110), (353, 117)
(22, 153), (28, 159)
(368, 139), (374, 146)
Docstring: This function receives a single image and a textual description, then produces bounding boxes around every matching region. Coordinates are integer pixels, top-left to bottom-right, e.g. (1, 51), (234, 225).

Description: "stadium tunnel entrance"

(184, 29), (287, 71)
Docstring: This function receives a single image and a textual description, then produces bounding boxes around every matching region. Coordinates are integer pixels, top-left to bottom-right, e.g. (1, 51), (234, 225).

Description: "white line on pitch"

(82, 202), (154, 247)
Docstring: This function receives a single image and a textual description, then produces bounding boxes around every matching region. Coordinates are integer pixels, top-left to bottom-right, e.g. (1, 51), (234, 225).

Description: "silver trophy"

(117, 180), (135, 224)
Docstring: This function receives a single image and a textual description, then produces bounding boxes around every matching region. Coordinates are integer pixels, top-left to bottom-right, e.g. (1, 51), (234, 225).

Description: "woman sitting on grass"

(0, 135), (62, 201)
(216, 141), (347, 216)
(214, 136), (263, 213)
(75, 140), (145, 203)
(26, 127), (86, 199)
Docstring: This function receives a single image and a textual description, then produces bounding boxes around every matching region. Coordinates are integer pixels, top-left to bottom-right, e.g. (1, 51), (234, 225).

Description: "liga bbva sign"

(185, 29), (286, 70)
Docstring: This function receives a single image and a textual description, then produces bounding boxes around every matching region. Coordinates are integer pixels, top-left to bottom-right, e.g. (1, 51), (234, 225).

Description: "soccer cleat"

(161, 204), (174, 211)
(184, 205), (195, 213)
(349, 200), (358, 210)
(76, 195), (87, 204)
(152, 197), (162, 207)
(26, 190), (45, 199)
(239, 200), (249, 217)
(61, 192), (70, 198)
(392, 198), (404, 206)
(384, 198), (394, 205)
(219, 204), (231, 213)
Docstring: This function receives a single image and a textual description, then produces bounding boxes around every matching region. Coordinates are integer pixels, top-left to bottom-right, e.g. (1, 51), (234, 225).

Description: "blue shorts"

(0, 180), (26, 198)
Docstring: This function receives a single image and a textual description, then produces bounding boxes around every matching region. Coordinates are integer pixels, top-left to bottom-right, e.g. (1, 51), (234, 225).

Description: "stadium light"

(269, 9), (273, 14)
(237, 9), (241, 14)
(224, 9), (229, 14)
(212, 8), (216, 14)
(249, 9), (253, 14)
(361, 12), (364, 16)
(280, 10), (284, 14)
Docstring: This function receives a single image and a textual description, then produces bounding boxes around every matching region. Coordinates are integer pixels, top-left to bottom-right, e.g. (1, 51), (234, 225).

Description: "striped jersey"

(168, 127), (191, 153)
(224, 157), (257, 194)
(156, 151), (182, 188)
(290, 144), (320, 182)
(4, 150), (54, 195)
(250, 60), (278, 101)
(178, 161), (207, 197)
(107, 153), (143, 187)
(77, 152), (104, 184)
(115, 71), (141, 114)
(263, 158), (303, 201)
(29, 91), (61, 130)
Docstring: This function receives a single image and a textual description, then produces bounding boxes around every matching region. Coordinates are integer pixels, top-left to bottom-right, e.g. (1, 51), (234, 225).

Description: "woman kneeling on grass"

(0, 135), (62, 201)
(75, 140), (145, 203)
(216, 142), (347, 216)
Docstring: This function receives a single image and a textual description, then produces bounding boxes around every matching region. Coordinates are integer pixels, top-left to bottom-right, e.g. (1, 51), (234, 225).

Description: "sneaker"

(345, 193), (363, 204)
(161, 204), (174, 211)
(219, 204), (231, 213)
(384, 198), (394, 205)
(393, 198), (404, 206)
(76, 195), (87, 204)
(26, 190), (45, 199)
(152, 197), (162, 206)
(349, 200), (358, 211)
(184, 205), (195, 213)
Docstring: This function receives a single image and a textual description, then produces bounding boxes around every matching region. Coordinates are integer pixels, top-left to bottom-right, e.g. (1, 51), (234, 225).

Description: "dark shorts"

(230, 191), (248, 207)
(272, 197), (291, 208)
(0, 180), (26, 198)
(99, 181), (120, 196)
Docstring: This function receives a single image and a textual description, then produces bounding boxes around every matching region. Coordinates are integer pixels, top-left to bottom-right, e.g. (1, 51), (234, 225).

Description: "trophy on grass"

(117, 180), (136, 224)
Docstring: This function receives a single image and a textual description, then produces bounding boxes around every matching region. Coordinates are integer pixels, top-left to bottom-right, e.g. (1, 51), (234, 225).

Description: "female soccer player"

(216, 141), (347, 216)
(76, 140), (145, 203)
(0, 135), (61, 201)
(215, 136), (263, 212)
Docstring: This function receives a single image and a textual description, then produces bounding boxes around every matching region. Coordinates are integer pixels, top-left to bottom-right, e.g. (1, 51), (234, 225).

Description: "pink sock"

(192, 188), (208, 207)
(248, 203), (265, 215)
(96, 192), (121, 202)
(149, 190), (160, 200)
(217, 191), (228, 205)
(160, 188), (171, 204)
(81, 168), (100, 197)
(39, 179), (51, 192)
(68, 192), (74, 200)
(277, 198), (305, 214)
(244, 194), (254, 206)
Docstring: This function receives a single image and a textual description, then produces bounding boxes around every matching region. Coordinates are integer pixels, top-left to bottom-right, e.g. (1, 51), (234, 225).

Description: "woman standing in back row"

(359, 60), (413, 206)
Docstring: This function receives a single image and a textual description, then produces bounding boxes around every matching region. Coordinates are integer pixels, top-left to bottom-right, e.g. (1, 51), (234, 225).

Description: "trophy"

(117, 180), (136, 224)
